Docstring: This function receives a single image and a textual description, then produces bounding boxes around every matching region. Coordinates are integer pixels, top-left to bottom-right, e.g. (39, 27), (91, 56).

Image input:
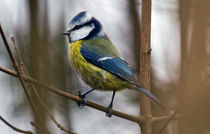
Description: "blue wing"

(80, 44), (164, 109)
(80, 44), (139, 85)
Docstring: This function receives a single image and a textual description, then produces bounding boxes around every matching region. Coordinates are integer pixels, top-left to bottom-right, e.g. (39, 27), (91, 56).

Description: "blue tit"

(63, 11), (164, 117)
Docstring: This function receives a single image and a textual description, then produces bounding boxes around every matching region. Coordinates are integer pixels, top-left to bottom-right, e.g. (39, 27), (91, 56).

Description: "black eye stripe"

(71, 25), (82, 31)
(68, 17), (103, 42)
(71, 19), (94, 31)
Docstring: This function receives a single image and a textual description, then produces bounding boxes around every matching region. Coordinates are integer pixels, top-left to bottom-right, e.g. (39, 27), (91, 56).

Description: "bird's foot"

(106, 104), (113, 117)
(77, 91), (87, 107)
(77, 88), (95, 107)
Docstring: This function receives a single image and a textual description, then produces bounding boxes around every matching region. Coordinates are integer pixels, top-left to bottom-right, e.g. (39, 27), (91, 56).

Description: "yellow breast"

(68, 41), (130, 91)
(68, 41), (86, 69)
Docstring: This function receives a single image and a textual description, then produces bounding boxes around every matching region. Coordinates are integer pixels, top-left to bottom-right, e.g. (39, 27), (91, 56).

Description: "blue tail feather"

(136, 85), (165, 110)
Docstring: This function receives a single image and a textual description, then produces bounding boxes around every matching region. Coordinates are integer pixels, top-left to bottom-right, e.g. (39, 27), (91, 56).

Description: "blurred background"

(0, 0), (209, 134)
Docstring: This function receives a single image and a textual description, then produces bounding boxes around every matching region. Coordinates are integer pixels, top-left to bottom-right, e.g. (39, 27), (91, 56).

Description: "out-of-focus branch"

(10, 36), (23, 71)
(178, 0), (209, 133)
(30, 122), (50, 134)
(0, 24), (44, 125)
(0, 24), (52, 134)
(11, 35), (75, 134)
(158, 112), (176, 134)
(152, 114), (184, 123)
(128, 0), (140, 72)
(0, 116), (33, 134)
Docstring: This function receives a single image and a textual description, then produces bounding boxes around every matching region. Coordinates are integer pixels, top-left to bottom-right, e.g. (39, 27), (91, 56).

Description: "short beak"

(62, 30), (70, 35)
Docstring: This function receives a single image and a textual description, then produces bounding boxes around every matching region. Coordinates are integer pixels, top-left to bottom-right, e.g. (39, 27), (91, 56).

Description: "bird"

(63, 11), (164, 117)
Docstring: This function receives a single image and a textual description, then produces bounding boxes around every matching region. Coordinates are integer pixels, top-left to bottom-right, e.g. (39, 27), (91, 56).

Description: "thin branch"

(0, 65), (142, 123)
(10, 35), (76, 134)
(158, 111), (176, 134)
(0, 116), (33, 134)
(30, 122), (50, 134)
(33, 86), (76, 134)
(152, 113), (184, 123)
(10, 35), (24, 73)
(0, 24), (49, 133)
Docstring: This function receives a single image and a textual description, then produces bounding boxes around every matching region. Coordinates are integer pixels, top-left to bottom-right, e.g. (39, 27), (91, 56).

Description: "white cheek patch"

(70, 24), (95, 42)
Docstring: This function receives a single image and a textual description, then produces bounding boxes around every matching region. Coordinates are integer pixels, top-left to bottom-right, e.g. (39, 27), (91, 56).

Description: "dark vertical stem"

(139, 0), (152, 133)
(27, 0), (50, 133)
(178, 0), (189, 133)
(28, 0), (39, 79)
(128, 0), (140, 73)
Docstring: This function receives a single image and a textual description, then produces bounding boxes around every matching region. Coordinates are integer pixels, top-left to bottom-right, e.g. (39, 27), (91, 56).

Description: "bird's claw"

(106, 104), (113, 117)
(77, 88), (95, 107)
(77, 91), (87, 107)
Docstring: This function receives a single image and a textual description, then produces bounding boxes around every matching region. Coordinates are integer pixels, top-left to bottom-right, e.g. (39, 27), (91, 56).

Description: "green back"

(81, 36), (120, 57)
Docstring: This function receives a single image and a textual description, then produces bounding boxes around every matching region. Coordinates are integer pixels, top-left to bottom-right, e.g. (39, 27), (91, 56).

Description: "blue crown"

(70, 11), (87, 24)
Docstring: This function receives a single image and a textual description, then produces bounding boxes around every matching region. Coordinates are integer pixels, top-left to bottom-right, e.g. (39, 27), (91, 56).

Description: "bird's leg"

(106, 91), (116, 117)
(77, 88), (95, 107)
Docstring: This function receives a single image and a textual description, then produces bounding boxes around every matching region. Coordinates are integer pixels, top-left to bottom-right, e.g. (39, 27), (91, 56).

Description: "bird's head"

(63, 11), (105, 43)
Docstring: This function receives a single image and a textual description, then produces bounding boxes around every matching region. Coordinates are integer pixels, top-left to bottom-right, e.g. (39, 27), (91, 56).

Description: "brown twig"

(0, 116), (33, 134)
(10, 35), (24, 73)
(30, 122), (51, 134)
(10, 35), (76, 134)
(0, 24), (49, 133)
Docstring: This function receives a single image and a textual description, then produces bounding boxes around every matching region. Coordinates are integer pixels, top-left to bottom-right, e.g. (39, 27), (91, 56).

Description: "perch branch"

(0, 66), (183, 125)
(0, 66), (142, 123)
(0, 116), (33, 134)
